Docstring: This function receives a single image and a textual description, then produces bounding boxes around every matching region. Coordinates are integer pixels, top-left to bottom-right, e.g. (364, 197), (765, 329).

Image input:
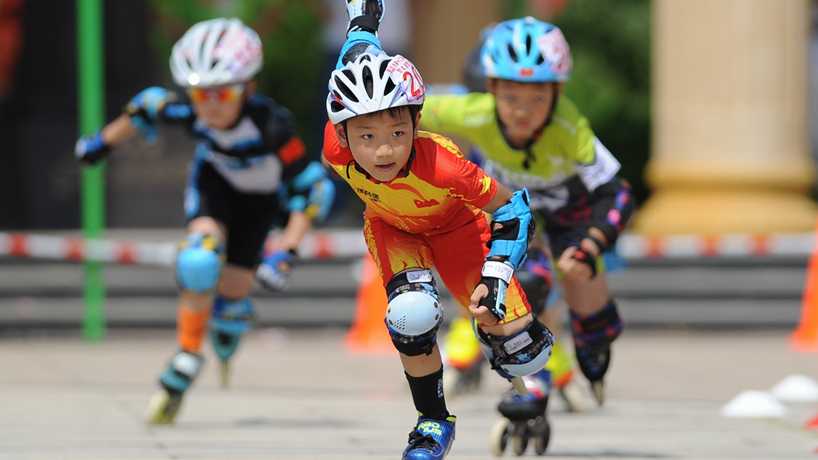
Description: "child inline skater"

(323, 2), (554, 458)
(74, 18), (334, 424)
(422, 18), (635, 412)
(440, 30), (584, 415)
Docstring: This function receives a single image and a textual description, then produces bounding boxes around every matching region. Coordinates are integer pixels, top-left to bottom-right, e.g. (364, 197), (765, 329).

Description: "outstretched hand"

(468, 283), (500, 327)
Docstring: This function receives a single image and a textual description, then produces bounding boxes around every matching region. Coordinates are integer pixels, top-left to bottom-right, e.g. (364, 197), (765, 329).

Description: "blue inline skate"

(146, 350), (204, 425)
(210, 296), (254, 388)
(402, 416), (457, 460)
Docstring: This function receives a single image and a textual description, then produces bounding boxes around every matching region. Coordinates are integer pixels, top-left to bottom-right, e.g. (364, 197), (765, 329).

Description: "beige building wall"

(635, 0), (816, 234)
(410, 0), (500, 83)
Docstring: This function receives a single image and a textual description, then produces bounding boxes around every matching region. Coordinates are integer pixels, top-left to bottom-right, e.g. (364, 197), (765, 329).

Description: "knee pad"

(175, 233), (223, 292)
(570, 300), (623, 349)
(211, 296), (254, 336)
(384, 269), (442, 356)
(475, 318), (555, 380)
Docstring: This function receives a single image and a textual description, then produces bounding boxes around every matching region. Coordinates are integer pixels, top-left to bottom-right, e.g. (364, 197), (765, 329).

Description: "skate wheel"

(145, 390), (182, 425)
(489, 418), (510, 457)
(511, 432), (528, 456)
(559, 379), (589, 413)
(534, 420), (550, 455)
(219, 361), (230, 389)
(591, 381), (605, 406)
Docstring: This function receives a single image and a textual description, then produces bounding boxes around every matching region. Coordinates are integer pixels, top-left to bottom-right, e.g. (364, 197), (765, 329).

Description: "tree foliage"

(552, 0), (651, 200)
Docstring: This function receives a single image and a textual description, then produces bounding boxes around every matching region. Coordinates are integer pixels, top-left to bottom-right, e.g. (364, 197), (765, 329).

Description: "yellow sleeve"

(551, 97), (597, 165)
(421, 93), (495, 140)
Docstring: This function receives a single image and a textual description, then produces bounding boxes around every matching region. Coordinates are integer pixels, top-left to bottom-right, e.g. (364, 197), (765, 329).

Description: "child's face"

(188, 83), (249, 130)
(337, 107), (418, 182)
(490, 80), (556, 143)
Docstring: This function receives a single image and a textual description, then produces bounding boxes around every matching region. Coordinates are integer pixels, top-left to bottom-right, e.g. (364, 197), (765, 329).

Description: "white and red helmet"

(326, 52), (425, 124)
(170, 18), (262, 88)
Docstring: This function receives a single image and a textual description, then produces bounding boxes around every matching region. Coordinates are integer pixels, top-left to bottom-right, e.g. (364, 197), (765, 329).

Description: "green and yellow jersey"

(422, 93), (621, 216)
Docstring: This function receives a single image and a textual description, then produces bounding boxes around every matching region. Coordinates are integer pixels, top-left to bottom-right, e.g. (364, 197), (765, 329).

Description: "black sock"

(405, 367), (450, 420)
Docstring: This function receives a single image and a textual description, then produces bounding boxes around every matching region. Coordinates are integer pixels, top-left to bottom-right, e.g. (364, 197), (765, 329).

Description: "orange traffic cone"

(345, 252), (394, 354)
(806, 413), (818, 430)
(791, 224), (818, 352)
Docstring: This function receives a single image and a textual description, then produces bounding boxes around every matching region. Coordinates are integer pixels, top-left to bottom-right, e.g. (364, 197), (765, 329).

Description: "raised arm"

(74, 87), (182, 164)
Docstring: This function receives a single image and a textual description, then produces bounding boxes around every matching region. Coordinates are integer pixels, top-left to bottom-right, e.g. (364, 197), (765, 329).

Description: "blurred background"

(1, 0), (648, 229)
(3, 1), (818, 458)
(0, 0), (817, 331)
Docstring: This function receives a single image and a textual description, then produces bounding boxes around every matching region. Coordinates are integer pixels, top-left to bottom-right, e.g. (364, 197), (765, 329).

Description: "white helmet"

(326, 52), (425, 124)
(170, 18), (262, 88)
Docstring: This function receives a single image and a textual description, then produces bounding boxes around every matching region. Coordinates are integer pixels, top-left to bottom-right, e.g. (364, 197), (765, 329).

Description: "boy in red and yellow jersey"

(322, 2), (554, 459)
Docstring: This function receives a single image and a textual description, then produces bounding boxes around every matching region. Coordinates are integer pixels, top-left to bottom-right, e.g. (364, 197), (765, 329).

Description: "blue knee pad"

(176, 233), (223, 292)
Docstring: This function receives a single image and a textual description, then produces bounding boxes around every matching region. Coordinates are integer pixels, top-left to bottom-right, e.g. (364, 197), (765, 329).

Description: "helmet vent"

(330, 99), (345, 113)
(384, 78), (395, 96)
(198, 30), (210, 64)
(209, 58), (220, 70)
(379, 59), (389, 78)
(525, 34), (533, 55)
(535, 53), (545, 65)
(335, 74), (359, 103)
(507, 44), (518, 63)
(362, 65), (374, 99)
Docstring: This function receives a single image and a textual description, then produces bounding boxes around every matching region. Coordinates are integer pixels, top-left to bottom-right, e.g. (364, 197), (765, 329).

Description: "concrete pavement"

(1, 329), (817, 459)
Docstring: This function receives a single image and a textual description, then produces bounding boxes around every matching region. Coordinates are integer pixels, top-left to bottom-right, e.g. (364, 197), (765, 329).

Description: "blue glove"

(125, 87), (174, 142)
(74, 132), (110, 165)
(478, 189), (534, 321)
(287, 162), (336, 223)
(256, 249), (296, 291)
(487, 189), (534, 270)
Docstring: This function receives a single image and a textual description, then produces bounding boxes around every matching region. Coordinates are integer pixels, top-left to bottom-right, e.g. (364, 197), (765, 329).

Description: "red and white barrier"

(617, 233), (815, 259)
(0, 230), (813, 266)
(0, 232), (177, 266)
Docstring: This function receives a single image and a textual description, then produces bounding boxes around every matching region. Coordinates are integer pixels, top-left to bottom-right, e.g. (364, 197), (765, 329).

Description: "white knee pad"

(475, 318), (555, 380)
(384, 269), (442, 356)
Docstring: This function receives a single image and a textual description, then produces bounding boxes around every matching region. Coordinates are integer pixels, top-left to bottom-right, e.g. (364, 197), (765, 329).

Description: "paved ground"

(1, 329), (817, 460)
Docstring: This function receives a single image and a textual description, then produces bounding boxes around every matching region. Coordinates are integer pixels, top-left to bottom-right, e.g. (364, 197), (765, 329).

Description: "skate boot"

(146, 350), (204, 425)
(402, 415), (457, 460)
(546, 340), (587, 412)
(345, 0), (384, 33)
(210, 297), (254, 388)
(442, 316), (484, 398)
(490, 370), (552, 457)
(570, 301), (623, 406)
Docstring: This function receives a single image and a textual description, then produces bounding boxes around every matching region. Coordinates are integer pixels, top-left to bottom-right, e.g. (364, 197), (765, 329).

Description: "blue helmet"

(481, 17), (572, 83)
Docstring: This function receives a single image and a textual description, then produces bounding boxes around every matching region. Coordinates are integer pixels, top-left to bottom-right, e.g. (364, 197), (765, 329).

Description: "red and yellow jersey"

(322, 121), (498, 235)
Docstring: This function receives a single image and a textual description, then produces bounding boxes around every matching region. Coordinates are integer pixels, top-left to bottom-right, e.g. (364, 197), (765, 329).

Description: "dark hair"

(341, 104), (422, 135)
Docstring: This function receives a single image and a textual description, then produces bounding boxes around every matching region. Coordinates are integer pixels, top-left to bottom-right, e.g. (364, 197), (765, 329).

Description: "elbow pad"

(590, 179), (634, 245)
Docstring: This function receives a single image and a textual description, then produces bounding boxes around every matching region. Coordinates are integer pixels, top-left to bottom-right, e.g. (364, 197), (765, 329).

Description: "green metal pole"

(77, 0), (106, 341)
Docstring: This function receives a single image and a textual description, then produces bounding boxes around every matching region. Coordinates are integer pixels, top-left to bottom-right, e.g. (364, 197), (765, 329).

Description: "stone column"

(634, 0), (816, 234)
